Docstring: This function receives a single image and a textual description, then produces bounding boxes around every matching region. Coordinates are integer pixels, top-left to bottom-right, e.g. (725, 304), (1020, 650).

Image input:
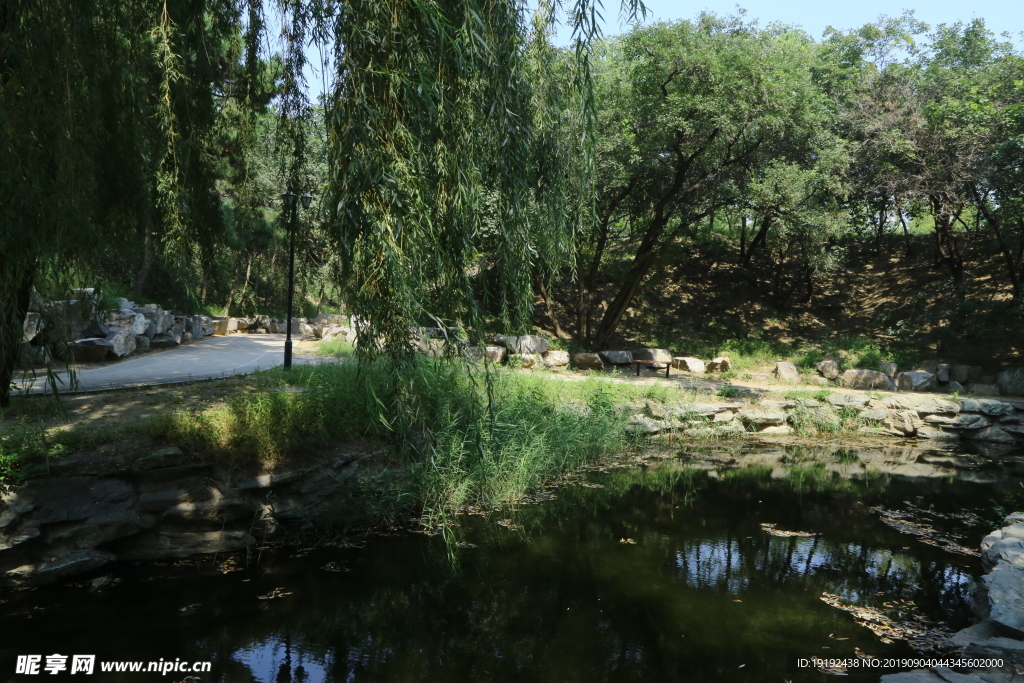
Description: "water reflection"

(0, 443), (1014, 683)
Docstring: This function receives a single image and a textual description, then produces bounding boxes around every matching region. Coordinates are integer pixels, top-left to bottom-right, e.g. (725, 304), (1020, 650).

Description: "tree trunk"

(236, 254), (254, 315)
(929, 195), (964, 285)
(0, 256), (36, 407)
(536, 274), (567, 340)
(132, 225), (154, 300)
(968, 184), (1021, 300)
(741, 214), (772, 269)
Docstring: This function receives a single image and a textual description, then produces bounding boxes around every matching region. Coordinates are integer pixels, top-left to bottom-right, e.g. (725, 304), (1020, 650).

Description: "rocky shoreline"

(0, 447), (380, 588)
(627, 392), (1024, 448)
(880, 513), (1024, 683)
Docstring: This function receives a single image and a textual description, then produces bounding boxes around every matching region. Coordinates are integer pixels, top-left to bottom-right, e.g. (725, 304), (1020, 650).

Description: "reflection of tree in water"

(217, 455), (982, 682)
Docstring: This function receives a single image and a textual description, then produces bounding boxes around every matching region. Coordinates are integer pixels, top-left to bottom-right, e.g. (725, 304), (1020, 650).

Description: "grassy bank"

(1, 341), (883, 530)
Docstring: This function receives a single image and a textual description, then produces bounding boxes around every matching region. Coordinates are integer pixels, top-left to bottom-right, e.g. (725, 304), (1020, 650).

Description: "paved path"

(14, 334), (310, 395)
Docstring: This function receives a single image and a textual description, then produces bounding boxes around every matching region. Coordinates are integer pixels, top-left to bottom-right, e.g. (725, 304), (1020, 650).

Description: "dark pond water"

(2, 443), (1022, 683)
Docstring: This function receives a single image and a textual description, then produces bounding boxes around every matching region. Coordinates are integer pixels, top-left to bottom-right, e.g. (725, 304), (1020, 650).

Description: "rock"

(738, 407), (787, 427)
(916, 425), (959, 441)
(951, 365), (983, 384)
(839, 369), (896, 391)
(816, 360), (840, 380)
(806, 377), (831, 387)
(983, 564), (1024, 638)
(879, 361), (899, 378)
(497, 335), (549, 354)
(936, 364), (951, 383)
(632, 349), (673, 367)
(413, 338), (444, 356)
(599, 350), (633, 365)
(573, 353), (605, 371)
(774, 361), (800, 382)
(964, 426), (1017, 444)
(133, 335), (150, 352)
(896, 371), (938, 392)
(509, 353), (541, 368)
(925, 413), (990, 430)
(320, 324), (349, 342)
(3, 549), (116, 587)
(947, 620), (1001, 648)
(964, 637), (1024, 670)
(22, 312), (43, 342)
(959, 399), (1014, 416)
(105, 327), (136, 358)
(212, 318), (229, 335)
(626, 415), (662, 435)
(706, 356), (731, 372)
(884, 409), (922, 436)
(300, 322), (317, 337)
(758, 425), (794, 435)
(468, 346), (507, 364)
(149, 333), (179, 350)
(946, 380), (965, 395)
(542, 350), (570, 369)
(826, 392), (871, 408)
(998, 368), (1024, 396)
(981, 522), (1024, 571)
(884, 395), (960, 414)
(967, 383), (1002, 396)
(180, 331), (194, 345)
(862, 403), (888, 421)
(673, 357), (706, 373)
(113, 529), (255, 561)
(70, 337), (111, 362)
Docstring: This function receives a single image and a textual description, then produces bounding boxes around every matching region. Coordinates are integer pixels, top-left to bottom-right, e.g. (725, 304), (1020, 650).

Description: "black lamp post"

(281, 189), (313, 370)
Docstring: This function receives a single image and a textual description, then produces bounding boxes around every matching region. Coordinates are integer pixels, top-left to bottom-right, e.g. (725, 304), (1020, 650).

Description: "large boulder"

(542, 350), (570, 369)
(883, 409), (922, 436)
(951, 365), (982, 384)
(70, 338), (112, 362)
(673, 357), (706, 373)
(879, 361), (898, 378)
(468, 346), (507, 364)
(816, 360), (840, 380)
(497, 335), (549, 354)
(573, 352), (605, 371)
(958, 398), (1014, 417)
(883, 395), (960, 415)
(966, 383), (1001, 396)
(22, 312), (43, 343)
(320, 325), (349, 342)
(839, 368), (896, 391)
(998, 368), (1024, 396)
(774, 361), (800, 382)
(133, 335), (150, 353)
(936, 363), (951, 383)
(964, 426), (1017, 444)
(896, 371), (938, 392)
(599, 350), (633, 365)
(509, 353), (541, 368)
(105, 328), (136, 358)
(706, 356), (731, 373)
(738, 407), (787, 427)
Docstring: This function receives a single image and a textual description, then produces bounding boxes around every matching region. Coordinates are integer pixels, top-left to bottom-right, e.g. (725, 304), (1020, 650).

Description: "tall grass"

(151, 357), (633, 525)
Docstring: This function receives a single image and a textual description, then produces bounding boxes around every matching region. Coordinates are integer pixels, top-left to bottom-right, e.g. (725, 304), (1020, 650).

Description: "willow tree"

(0, 0), (257, 406)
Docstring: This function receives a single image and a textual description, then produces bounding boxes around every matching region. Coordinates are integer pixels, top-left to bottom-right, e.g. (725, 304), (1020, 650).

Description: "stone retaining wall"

(0, 449), (374, 588)
(627, 393), (1024, 447)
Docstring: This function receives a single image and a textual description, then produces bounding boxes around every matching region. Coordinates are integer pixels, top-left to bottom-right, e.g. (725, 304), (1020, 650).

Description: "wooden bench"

(633, 359), (671, 378)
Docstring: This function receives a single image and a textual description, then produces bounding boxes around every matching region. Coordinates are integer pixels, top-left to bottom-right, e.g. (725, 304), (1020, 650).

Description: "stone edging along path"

(624, 392), (1024, 448)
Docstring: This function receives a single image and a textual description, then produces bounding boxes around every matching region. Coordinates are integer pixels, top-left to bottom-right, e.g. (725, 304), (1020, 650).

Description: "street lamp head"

(300, 193), (313, 210)
(280, 190), (297, 208)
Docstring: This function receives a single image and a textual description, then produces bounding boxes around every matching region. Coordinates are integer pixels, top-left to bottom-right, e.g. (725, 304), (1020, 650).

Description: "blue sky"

(557, 0), (1024, 42)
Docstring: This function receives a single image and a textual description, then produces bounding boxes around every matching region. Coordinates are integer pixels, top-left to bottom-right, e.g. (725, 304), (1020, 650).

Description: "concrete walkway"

(14, 334), (310, 395)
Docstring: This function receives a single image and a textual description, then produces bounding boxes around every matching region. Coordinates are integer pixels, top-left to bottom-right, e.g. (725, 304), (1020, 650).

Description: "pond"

(2, 442), (1021, 682)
